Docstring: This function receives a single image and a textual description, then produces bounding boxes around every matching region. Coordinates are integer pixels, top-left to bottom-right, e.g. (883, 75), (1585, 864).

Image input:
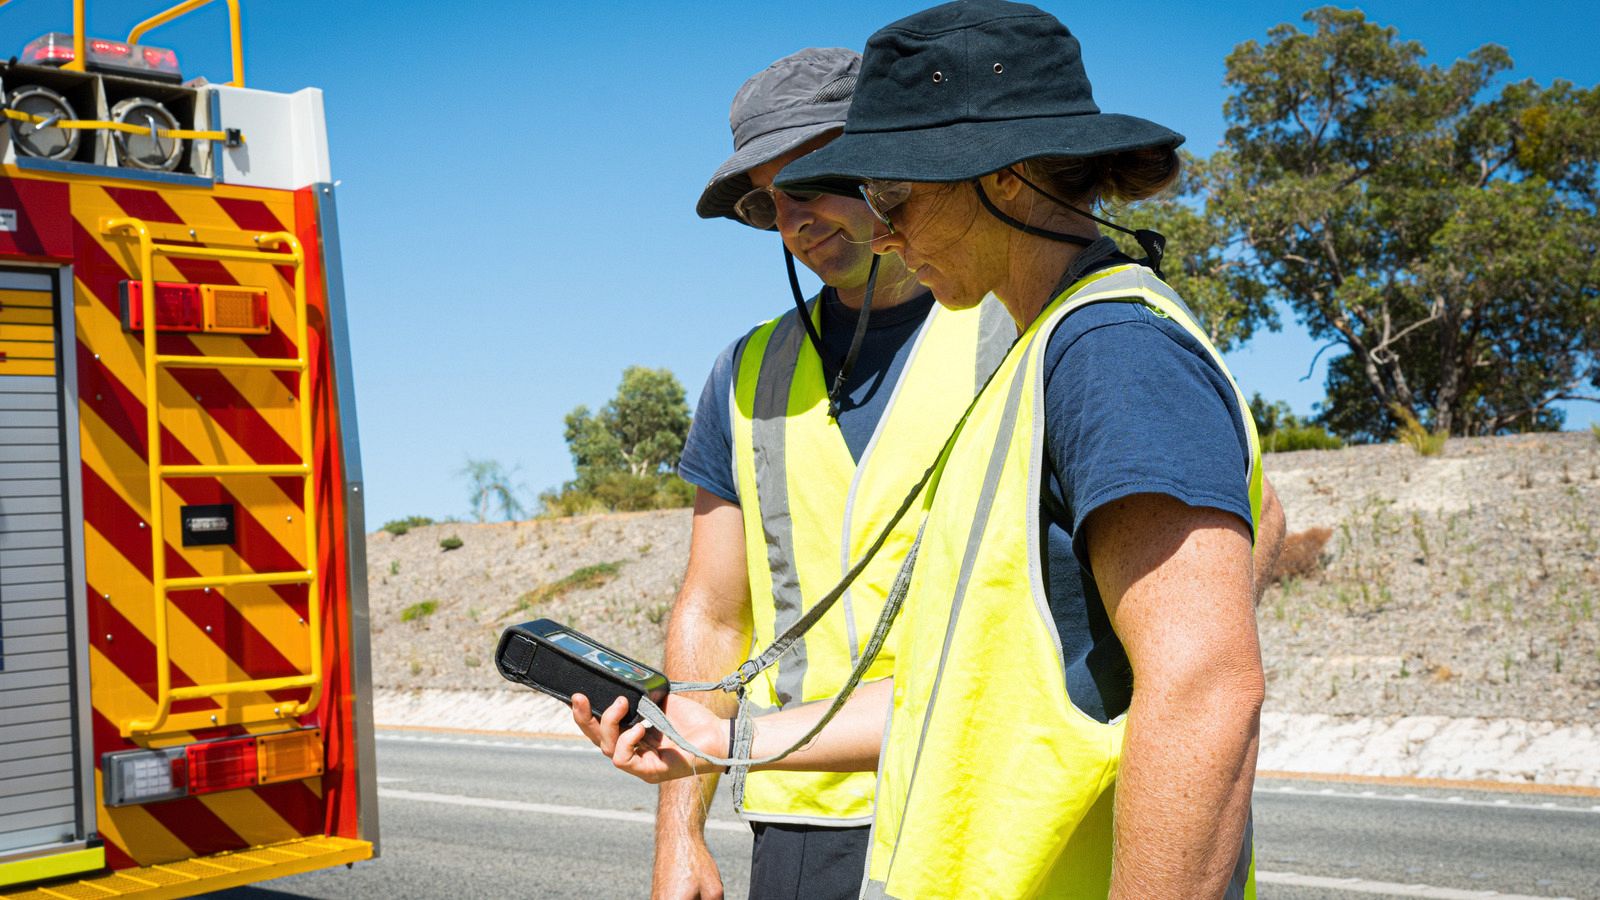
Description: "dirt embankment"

(369, 431), (1600, 725)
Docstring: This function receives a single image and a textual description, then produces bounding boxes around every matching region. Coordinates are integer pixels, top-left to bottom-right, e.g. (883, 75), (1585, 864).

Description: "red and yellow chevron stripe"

(1, 170), (361, 870)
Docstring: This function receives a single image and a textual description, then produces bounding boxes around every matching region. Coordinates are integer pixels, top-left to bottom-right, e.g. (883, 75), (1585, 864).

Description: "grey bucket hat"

(697, 47), (860, 225)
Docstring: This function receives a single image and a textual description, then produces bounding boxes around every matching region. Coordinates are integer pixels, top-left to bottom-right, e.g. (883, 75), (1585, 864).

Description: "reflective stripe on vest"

(865, 266), (1261, 898)
(729, 295), (1010, 825)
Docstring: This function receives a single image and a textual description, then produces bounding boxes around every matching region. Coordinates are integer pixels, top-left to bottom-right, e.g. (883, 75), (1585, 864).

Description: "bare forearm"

(656, 589), (750, 838)
(1110, 671), (1263, 899)
(750, 677), (891, 773)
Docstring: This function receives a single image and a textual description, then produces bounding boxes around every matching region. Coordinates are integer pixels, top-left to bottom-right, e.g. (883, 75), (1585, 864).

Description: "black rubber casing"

(496, 618), (670, 728)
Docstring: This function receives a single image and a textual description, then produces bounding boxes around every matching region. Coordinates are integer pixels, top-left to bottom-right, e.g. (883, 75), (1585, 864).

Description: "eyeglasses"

(859, 180), (912, 233)
(734, 184), (823, 230)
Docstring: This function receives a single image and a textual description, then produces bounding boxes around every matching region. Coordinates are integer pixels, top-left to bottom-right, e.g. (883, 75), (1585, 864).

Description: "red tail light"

(186, 737), (259, 794)
(121, 281), (204, 333)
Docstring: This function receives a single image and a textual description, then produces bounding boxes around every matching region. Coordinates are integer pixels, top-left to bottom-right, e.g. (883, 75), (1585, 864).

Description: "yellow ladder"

(102, 217), (322, 737)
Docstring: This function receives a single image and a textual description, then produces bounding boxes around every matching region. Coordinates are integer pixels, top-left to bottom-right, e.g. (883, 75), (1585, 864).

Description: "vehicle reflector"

(121, 280), (203, 333)
(203, 285), (271, 335)
(186, 737), (259, 794)
(258, 729), (324, 784)
(103, 746), (187, 807)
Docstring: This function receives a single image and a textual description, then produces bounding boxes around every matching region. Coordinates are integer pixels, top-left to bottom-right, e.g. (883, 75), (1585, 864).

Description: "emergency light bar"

(103, 729), (324, 807)
(21, 32), (183, 82)
(121, 280), (272, 335)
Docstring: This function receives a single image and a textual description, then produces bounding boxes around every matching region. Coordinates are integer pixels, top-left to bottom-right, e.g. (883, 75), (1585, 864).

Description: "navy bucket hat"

(775, 0), (1184, 196)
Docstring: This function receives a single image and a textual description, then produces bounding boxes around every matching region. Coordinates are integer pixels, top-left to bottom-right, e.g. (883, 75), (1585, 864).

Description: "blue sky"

(12, 2), (1596, 525)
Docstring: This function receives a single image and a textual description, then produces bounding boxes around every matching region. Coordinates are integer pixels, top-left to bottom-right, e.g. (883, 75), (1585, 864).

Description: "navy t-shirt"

(677, 288), (939, 504)
(677, 247), (1254, 726)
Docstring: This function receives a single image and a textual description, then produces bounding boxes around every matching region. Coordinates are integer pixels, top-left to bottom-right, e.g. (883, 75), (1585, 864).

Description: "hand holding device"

(496, 619), (669, 728)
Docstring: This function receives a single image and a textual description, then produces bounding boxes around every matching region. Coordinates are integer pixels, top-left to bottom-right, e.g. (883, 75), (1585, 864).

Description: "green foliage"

(400, 600), (438, 622)
(388, 560), (400, 576)
(382, 515), (434, 536)
(1200, 8), (1600, 440)
(543, 366), (694, 515)
(1248, 393), (1343, 452)
(439, 535), (464, 551)
(505, 560), (626, 618)
(1591, 423), (1600, 443)
(461, 459), (528, 523)
(1391, 404), (1448, 456)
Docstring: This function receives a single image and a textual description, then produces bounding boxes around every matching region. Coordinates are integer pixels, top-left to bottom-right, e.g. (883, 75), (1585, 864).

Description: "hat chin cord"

(783, 246), (878, 420)
(972, 175), (1168, 278)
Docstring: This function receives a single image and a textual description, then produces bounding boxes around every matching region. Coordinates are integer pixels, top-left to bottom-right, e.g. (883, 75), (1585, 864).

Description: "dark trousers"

(748, 822), (870, 900)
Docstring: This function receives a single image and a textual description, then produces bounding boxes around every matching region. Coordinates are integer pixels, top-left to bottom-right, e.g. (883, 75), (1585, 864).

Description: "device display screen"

(547, 631), (655, 684)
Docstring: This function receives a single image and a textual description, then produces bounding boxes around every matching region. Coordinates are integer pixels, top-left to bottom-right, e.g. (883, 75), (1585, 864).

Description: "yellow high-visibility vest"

(730, 295), (1011, 824)
(864, 265), (1263, 898)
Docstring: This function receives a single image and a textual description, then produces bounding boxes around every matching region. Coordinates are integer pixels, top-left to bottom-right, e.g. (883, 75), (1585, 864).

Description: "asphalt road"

(211, 730), (1600, 900)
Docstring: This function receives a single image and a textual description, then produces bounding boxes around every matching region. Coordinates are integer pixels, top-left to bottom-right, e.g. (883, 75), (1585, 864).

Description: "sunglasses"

(859, 180), (913, 233)
(734, 184), (823, 230)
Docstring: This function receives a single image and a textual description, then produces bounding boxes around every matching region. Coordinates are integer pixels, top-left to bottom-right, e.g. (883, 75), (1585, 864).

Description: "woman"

(575, 2), (1264, 897)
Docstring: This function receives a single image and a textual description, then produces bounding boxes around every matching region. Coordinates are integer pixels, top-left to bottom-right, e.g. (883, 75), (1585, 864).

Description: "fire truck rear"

(0, 2), (377, 895)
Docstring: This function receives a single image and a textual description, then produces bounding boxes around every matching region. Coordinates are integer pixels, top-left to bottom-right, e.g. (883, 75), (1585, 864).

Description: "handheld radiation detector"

(496, 619), (669, 728)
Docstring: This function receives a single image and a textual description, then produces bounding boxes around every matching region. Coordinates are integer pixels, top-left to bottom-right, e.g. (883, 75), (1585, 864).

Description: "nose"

(773, 191), (818, 234)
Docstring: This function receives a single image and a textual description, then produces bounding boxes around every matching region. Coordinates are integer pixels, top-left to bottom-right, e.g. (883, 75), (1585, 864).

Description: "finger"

(600, 695), (630, 731)
(570, 694), (617, 755)
(614, 720), (653, 768)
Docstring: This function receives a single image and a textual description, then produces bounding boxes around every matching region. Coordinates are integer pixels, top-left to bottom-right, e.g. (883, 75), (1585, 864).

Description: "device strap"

(638, 530), (920, 774)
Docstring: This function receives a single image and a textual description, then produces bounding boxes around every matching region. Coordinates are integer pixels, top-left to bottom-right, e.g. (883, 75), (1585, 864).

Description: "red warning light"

(121, 281), (204, 333)
(186, 737), (259, 795)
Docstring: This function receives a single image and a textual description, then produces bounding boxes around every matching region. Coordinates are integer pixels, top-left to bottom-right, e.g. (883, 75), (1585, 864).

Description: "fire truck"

(0, 1), (376, 895)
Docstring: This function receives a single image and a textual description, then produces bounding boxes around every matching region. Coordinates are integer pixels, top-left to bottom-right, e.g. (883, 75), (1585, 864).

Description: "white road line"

(378, 788), (748, 833)
(376, 734), (590, 753)
(1256, 870), (1575, 899)
(1258, 785), (1598, 815)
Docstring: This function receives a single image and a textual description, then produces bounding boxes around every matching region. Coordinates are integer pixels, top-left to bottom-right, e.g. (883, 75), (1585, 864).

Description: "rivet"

(931, 71), (944, 83)
(205, 624), (212, 633)
(298, 617), (306, 625)
(194, 394), (202, 402)
(286, 514), (294, 522)
(188, 228), (197, 238)
(103, 593), (110, 601)
(95, 393), (102, 401)
(210, 714), (218, 724)
(138, 521), (146, 529)
(93, 353), (101, 360)
(106, 633), (113, 642)
(203, 586), (211, 593)
(993, 62), (1004, 74)
(274, 707), (281, 716)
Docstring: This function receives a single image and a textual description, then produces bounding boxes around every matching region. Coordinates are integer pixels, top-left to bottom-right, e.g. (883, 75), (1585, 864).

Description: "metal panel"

(0, 267), (90, 863)
(0, 531), (64, 551)
(314, 183), (378, 854)
(0, 547), (64, 568)
(1, 564), (66, 585)
(0, 445), (61, 463)
(0, 769), (72, 798)
(0, 617), (66, 638)
(0, 410), (57, 428)
(0, 753), (66, 781)
(0, 598), (66, 617)
(0, 479), (64, 498)
(0, 393), (57, 411)
(0, 700), (69, 727)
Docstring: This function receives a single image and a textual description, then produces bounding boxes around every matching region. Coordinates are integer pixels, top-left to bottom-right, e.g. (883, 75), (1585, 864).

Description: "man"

(658, 48), (1014, 899)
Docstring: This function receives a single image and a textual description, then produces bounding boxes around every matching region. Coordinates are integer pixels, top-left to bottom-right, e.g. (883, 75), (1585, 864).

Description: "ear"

(981, 167), (1028, 203)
